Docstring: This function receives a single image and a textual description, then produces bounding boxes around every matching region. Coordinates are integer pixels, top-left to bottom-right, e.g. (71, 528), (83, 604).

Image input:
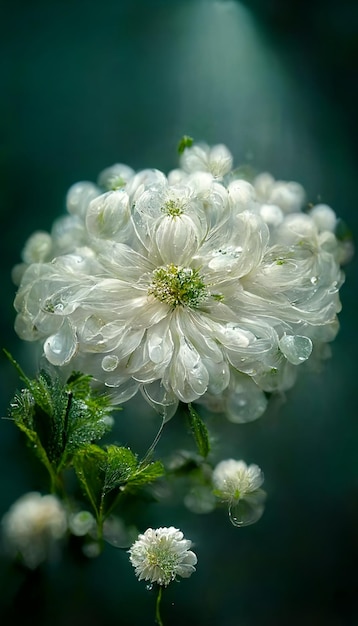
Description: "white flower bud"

(1, 492), (67, 569)
(310, 203), (337, 232)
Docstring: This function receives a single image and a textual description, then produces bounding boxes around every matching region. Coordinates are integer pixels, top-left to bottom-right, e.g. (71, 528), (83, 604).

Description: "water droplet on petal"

(228, 496), (265, 528)
(146, 583), (154, 592)
(279, 334), (312, 365)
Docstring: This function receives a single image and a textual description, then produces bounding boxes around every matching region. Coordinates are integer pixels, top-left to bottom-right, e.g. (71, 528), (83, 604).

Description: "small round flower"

(212, 459), (264, 503)
(1, 492), (68, 569)
(128, 526), (197, 587)
(212, 459), (266, 527)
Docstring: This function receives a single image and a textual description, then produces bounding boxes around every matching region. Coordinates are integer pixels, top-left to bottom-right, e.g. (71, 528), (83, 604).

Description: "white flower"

(254, 172), (305, 213)
(212, 459), (264, 503)
(180, 142), (233, 178)
(1, 492), (68, 569)
(128, 526), (197, 587)
(12, 140), (349, 422)
(212, 459), (266, 527)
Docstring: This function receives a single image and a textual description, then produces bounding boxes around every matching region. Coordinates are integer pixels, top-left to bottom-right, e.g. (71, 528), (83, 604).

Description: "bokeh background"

(1, 1), (358, 624)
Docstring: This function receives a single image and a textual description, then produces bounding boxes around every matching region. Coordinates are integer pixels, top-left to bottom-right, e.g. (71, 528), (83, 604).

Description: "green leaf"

(3, 349), (31, 386)
(73, 444), (107, 518)
(187, 403), (210, 458)
(128, 460), (165, 487)
(177, 135), (193, 154)
(103, 445), (138, 492)
(9, 388), (53, 476)
(73, 444), (165, 521)
(5, 358), (115, 477)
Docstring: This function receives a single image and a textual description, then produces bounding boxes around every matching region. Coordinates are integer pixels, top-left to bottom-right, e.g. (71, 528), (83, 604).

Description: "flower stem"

(155, 585), (164, 626)
(140, 416), (165, 467)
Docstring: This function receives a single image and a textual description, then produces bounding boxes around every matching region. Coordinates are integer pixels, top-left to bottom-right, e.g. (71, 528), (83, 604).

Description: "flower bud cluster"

(13, 141), (351, 421)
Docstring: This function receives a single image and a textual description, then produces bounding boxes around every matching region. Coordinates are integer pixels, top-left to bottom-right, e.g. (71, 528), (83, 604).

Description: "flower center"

(149, 263), (208, 308)
(146, 545), (178, 585)
(162, 199), (184, 217)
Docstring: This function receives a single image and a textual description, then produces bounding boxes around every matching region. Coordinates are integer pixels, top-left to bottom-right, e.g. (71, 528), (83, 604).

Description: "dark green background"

(1, 1), (358, 624)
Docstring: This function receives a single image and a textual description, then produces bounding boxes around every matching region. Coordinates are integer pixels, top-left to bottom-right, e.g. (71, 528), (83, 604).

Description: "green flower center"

(146, 545), (179, 585)
(149, 263), (208, 308)
(162, 199), (184, 217)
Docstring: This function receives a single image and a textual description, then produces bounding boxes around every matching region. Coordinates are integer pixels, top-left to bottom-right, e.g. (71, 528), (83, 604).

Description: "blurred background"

(1, 0), (358, 624)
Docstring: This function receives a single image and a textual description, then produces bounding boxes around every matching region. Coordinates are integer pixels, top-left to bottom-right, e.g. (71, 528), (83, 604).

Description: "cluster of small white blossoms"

(1, 492), (68, 569)
(12, 141), (350, 422)
(128, 526), (197, 587)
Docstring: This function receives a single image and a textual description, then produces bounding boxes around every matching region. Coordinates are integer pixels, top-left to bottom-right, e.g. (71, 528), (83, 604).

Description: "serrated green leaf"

(73, 445), (139, 520)
(128, 460), (165, 487)
(73, 444), (107, 518)
(187, 403), (210, 458)
(65, 371), (95, 397)
(103, 445), (138, 492)
(6, 361), (115, 476)
(73, 444), (164, 521)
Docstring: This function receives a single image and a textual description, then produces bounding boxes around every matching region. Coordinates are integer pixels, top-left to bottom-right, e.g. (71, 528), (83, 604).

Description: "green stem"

(140, 416), (165, 468)
(155, 585), (164, 626)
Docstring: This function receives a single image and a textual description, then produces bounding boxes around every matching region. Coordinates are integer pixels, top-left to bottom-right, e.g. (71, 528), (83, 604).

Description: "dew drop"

(228, 497), (265, 528)
(146, 583), (154, 591)
(279, 334), (312, 365)
(102, 354), (119, 372)
(310, 276), (318, 285)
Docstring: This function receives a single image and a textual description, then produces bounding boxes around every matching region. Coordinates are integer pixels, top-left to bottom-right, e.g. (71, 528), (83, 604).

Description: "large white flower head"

(12, 140), (351, 421)
(1, 492), (68, 569)
(128, 526), (197, 587)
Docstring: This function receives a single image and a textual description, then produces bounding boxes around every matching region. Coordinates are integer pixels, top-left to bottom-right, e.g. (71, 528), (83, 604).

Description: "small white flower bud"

(310, 203), (337, 232)
(1, 492), (67, 569)
(22, 231), (52, 264)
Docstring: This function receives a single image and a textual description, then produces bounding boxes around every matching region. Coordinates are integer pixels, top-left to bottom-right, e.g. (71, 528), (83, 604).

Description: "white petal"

(154, 215), (200, 265)
(97, 163), (135, 190)
(98, 242), (154, 280)
(66, 182), (100, 219)
(203, 358), (230, 394)
(226, 374), (268, 423)
(227, 180), (255, 212)
(147, 320), (174, 364)
(86, 191), (131, 240)
(169, 336), (209, 402)
(44, 318), (78, 366)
